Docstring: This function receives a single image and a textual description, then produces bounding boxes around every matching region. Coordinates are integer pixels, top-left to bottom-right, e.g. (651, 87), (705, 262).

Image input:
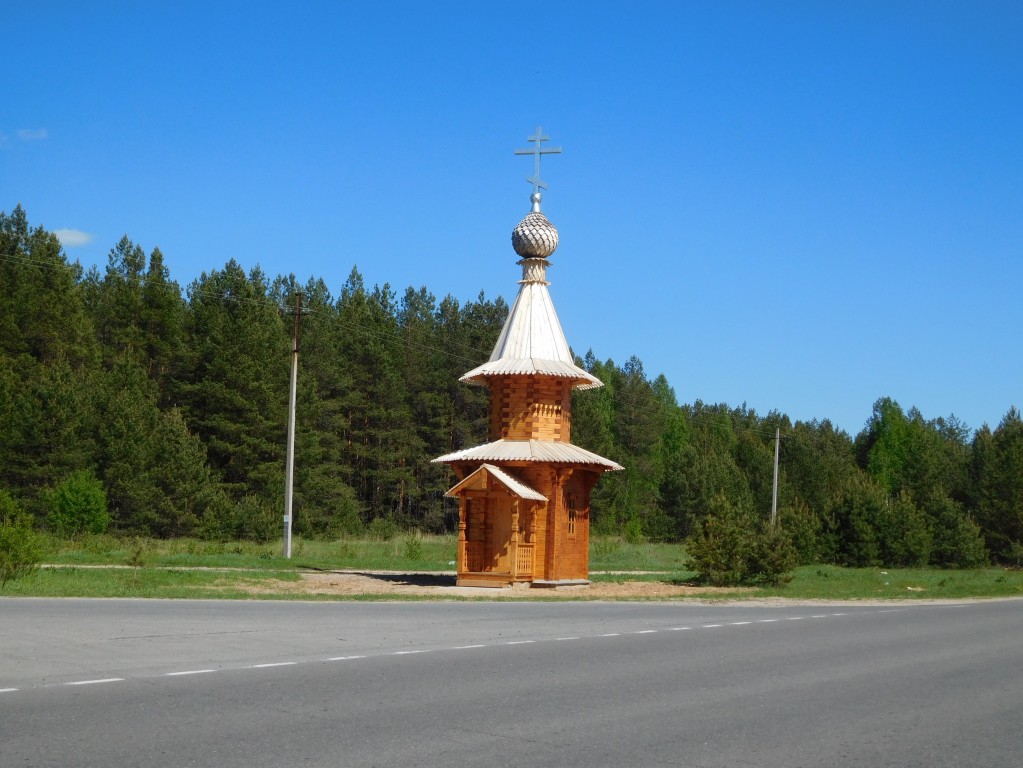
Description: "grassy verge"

(42, 533), (459, 571)
(3, 534), (1022, 601)
(0, 565), (302, 599)
(594, 564), (1023, 601)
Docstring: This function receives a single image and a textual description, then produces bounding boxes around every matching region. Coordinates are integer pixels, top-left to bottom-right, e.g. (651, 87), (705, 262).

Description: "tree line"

(2, 206), (1021, 567)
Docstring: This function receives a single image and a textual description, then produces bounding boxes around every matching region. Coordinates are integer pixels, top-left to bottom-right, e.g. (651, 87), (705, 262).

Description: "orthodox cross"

(514, 126), (562, 196)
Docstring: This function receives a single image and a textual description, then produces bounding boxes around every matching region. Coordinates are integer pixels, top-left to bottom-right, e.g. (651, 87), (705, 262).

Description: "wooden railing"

(463, 541), (485, 573)
(515, 543), (534, 578)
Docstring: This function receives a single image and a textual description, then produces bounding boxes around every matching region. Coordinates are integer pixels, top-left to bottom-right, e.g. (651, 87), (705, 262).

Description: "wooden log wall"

(488, 376), (573, 442)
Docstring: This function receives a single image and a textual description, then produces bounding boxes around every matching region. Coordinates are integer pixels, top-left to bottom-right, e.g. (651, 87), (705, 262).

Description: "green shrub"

(878, 493), (932, 567)
(1, 491), (43, 587)
(403, 534), (424, 561)
(688, 494), (795, 586)
(779, 498), (824, 565)
(927, 496), (988, 568)
(46, 470), (110, 538)
(368, 517), (399, 541)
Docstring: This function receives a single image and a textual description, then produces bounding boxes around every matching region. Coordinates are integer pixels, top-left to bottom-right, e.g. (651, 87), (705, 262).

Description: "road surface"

(2, 598), (1021, 767)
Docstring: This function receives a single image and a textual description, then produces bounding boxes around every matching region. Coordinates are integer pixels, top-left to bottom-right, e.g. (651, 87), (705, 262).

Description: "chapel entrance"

(447, 464), (544, 587)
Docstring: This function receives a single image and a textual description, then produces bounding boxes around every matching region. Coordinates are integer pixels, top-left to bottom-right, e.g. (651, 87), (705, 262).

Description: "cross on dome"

(514, 126), (562, 210)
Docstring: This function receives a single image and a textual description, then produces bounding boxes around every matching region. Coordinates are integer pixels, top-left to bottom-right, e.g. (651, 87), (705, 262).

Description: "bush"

(928, 497), (988, 568)
(403, 534), (423, 561)
(0, 491), (43, 587)
(877, 493), (932, 567)
(230, 496), (280, 543)
(779, 498), (824, 565)
(368, 517), (399, 541)
(46, 470), (110, 538)
(688, 494), (795, 586)
(0, 524), (43, 587)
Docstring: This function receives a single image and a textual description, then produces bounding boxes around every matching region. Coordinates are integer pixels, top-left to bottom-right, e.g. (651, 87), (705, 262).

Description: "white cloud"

(54, 228), (93, 247)
(17, 128), (48, 141)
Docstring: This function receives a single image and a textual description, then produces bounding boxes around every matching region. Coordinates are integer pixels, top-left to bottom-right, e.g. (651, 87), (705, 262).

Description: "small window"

(567, 495), (577, 536)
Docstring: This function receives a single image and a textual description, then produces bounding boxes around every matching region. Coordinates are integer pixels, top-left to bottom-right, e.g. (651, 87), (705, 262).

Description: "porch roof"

(443, 463), (547, 501)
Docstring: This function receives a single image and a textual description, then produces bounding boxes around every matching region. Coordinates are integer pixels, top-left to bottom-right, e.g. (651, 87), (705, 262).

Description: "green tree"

(178, 261), (287, 503)
(973, 408), (1023, 561)
(688, 493), (795, 586)
(46, 469), (110, 537)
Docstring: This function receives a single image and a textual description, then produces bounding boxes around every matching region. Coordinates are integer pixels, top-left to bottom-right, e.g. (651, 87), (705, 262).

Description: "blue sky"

(5, 1), (1021, 436)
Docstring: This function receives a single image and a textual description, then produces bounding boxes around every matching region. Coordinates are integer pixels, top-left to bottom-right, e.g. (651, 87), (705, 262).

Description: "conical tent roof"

(460, 204), (602, 390)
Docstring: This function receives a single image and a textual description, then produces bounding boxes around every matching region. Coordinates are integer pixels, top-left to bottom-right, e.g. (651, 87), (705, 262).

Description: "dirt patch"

(228, 570), (753, 600)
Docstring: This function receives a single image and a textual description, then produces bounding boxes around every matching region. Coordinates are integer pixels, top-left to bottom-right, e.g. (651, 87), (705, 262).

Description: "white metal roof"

(433, 439), (623, 471)
(443, 463), (548, 500)
(460, 269), (602, 390)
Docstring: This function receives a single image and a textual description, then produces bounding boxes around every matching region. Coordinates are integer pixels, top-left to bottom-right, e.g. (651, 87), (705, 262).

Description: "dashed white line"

(5, 607), (900, 695)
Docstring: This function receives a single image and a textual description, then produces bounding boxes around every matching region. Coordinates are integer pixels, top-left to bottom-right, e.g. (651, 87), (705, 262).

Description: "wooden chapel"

(433, 129), (620, 587)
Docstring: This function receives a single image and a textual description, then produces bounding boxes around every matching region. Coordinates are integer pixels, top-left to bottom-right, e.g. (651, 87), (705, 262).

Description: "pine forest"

(3, 206), (1022, 568)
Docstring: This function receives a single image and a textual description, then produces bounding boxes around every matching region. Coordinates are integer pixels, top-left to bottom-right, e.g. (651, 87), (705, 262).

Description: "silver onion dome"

(511, 194), (559, 259)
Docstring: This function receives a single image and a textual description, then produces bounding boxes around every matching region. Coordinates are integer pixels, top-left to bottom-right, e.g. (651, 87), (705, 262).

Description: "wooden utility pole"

(283, 290), (303, 558)
(770, 427), (780, 527)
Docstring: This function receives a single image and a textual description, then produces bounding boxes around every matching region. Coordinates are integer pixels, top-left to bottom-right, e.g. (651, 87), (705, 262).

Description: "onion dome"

(511, 193), (559, 258)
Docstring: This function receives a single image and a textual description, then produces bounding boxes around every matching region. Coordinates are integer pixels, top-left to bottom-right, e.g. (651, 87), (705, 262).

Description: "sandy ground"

(230, 569), (757, 600)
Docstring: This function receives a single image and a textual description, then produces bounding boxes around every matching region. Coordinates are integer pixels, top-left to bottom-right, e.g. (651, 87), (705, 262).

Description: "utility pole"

(770, 427), (780, 527)
(283, 290), (303, 559)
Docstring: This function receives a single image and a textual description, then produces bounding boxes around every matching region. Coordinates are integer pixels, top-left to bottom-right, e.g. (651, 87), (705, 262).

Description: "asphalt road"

(2, 598), (1021, 767)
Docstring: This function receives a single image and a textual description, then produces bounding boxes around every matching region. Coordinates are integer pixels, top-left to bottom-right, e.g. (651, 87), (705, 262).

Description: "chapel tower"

(434, 128), (620, 587)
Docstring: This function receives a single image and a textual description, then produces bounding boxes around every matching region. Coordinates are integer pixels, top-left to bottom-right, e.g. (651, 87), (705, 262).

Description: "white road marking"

(7, 607), (905, 695)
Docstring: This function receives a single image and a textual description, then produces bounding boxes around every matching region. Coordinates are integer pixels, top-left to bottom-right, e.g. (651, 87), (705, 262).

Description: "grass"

(0, 564), (302, 599)
(43, 532), (459, 571)
(3, 534), (1022, 601)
